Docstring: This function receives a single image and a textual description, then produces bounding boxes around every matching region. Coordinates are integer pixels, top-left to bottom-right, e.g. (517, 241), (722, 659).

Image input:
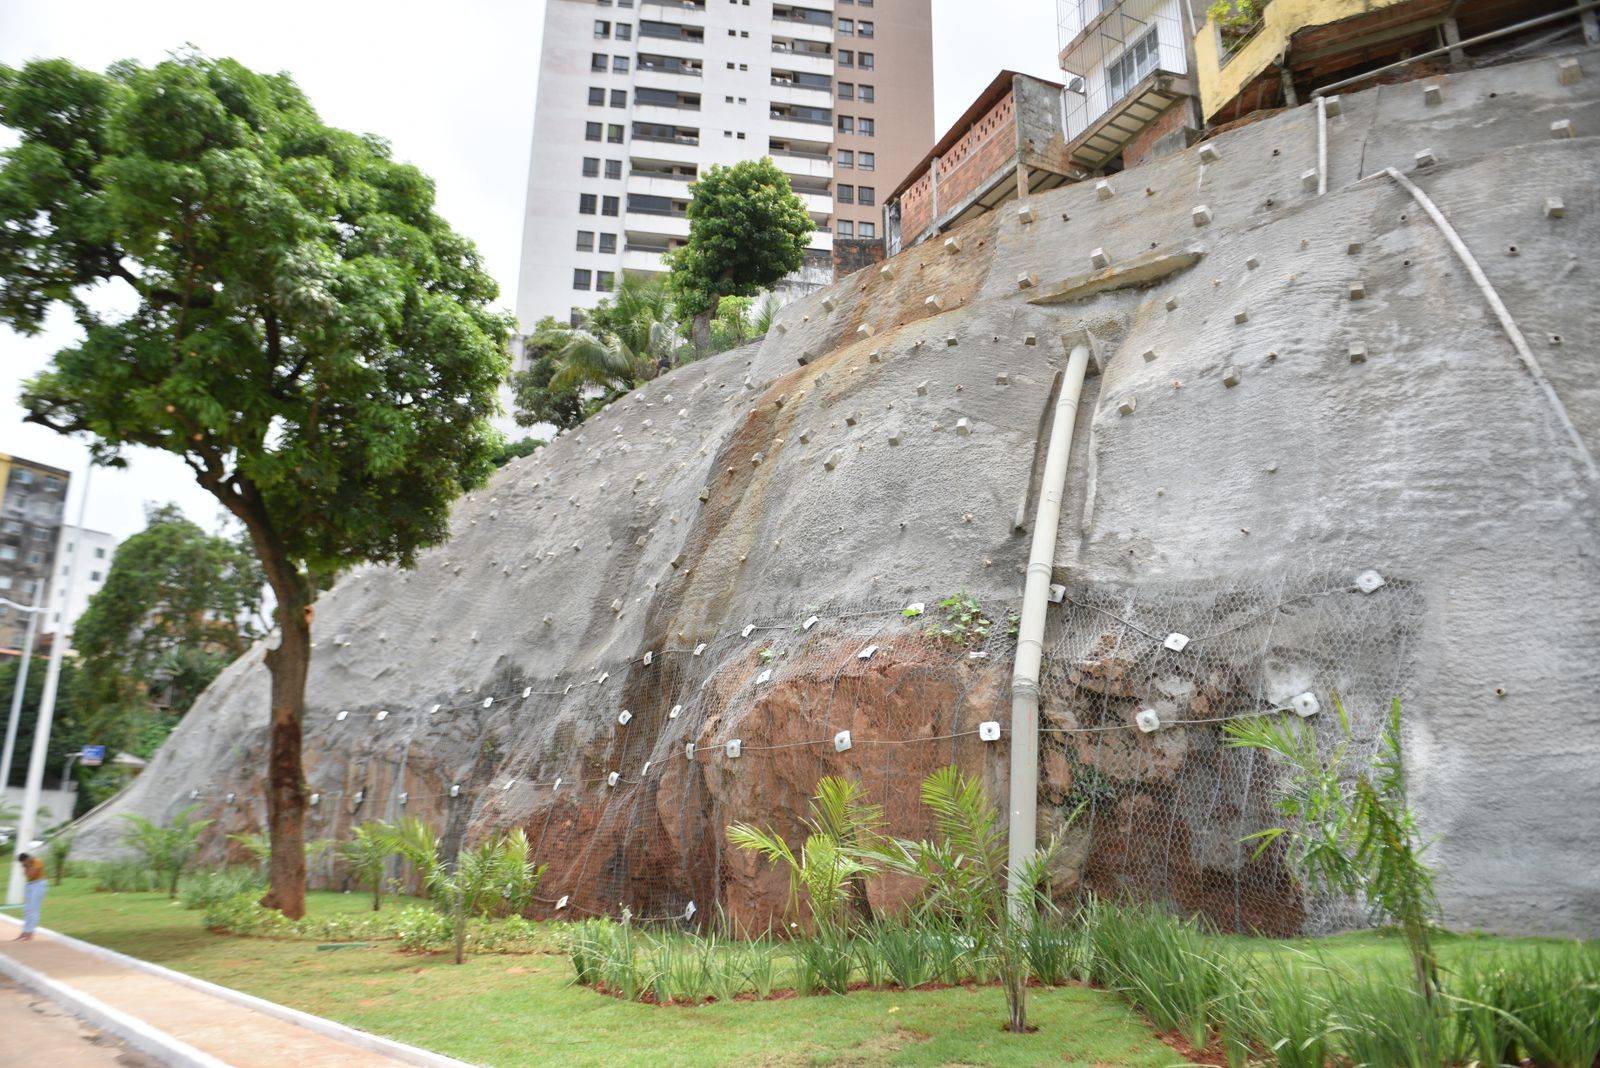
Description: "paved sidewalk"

(0, 922), (466, 1067)
(0, 976), (159, 1067)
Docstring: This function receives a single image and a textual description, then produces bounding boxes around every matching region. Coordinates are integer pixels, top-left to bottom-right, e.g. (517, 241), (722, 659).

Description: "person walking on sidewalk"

(15, 852), (46, 940)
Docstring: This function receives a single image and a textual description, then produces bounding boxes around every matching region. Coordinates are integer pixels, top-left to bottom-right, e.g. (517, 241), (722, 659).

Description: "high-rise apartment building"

(0, 453), (70, 657)
(514, 0), (934, 334)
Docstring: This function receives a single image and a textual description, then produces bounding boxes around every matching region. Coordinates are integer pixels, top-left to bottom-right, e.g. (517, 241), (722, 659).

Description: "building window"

(574, 269), (592, 290)
(858, 20), (873, 37)
(605, 158), (623, 179)
(839, 17), (854, 34)
(858, 151), (875, 171)
(858, 117), (875, 135)
(580, 193), (598, 214)
(612, 55), (630, 73)
(615, 23), (632, 40)
(838, 82), (854, 100)
(858, 185), (875, 206)
(838, 115), (854, 133)
(592, 53), (608, 71)
(602, 195), (620, 216)
(569, 307), (584, 327)
(583, 156), (601, 177)
(577, 230), (596, 251)
(610, 89), (627, 107)
(837, 183), (854, 204)
(588, 86), (605, 105)
(607, 123), (624, 143)
(859, 84), (875, 102)
(838, 220), (854, 237)
(597, 271), (615, 292)
(1106, 28), (1159, 105)
(858, 52), (874, 70)
(586, 121), (603, 141)
(860, 221), (875, 237)
(599, 233), (617, 253)
(839, 49), (853, 67)
(595, 20), (611, 37)
(837, 148), (854, 168)
(93, 547), (106, 559)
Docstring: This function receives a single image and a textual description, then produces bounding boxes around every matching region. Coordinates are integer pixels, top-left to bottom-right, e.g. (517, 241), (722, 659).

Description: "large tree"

(0, 54), (512, 916)
(666, 159), (811, 350)
(70, 503), (265, 765)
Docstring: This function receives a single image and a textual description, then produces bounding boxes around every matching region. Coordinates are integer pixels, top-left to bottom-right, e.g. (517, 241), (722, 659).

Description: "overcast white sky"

(0, 0), (1060, 541)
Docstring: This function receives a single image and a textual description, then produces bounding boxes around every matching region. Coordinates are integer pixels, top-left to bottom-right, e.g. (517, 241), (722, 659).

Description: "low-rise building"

(1192, 0), (1593, 126)
(885, 71), (1079, 253)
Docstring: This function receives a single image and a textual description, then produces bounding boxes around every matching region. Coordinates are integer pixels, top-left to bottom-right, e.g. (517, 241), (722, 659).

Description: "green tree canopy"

(1, 53), (512, 916)
(666, 159), (811, 348)
(69, 503), (265, 766)
(509, 315), (590, 432)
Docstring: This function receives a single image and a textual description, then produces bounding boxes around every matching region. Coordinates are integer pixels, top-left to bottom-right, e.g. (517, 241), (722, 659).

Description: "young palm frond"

(339, 821), (395, 911)
(748, 293), (781, 336)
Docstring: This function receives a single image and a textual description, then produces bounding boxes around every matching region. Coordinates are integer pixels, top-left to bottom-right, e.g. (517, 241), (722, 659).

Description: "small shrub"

(92, 858), (163, 893)
(202, 892), (290, 936)
(930, 592), (992, 647)
(1081, 900), (1227, 1049)
(867, 918), (933, 990)
(179, 867), (264, 911)
(793, 928), (854, 995)
(394, 906), (452, 952)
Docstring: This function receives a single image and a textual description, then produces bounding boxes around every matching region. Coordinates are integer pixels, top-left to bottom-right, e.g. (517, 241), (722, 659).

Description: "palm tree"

(875, 767), (1065, 1033)
(552, 279), (690, 394)
(727, 775), (884, 932)
(122, 804), (214, 898)
(339, 821), (395, 911)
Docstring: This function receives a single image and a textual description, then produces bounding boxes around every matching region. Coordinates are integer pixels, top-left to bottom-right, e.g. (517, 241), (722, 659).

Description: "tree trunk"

(452, 897), (467, 965)
(258, 581), (310, 919)
(373, 885), (381, 912)
(690, 308), (713, 353)
(237, 511), (311, 921)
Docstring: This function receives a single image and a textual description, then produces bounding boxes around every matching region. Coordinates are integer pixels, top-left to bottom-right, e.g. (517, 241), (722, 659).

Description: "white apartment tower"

(514, 0), (934, 332)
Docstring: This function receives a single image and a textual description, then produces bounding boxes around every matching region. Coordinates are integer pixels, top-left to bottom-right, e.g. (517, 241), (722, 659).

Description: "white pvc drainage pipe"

(1008, 342), (1092, 909)
(1368, 167), (1598, 485)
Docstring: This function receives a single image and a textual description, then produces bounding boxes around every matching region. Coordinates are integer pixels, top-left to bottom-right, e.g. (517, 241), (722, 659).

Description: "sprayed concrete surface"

(75, 50), (1600, 937)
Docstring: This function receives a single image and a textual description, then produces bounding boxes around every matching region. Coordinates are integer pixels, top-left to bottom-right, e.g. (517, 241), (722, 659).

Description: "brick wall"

(892, 88), (1018, 245)
(1123, 99), (1196, 169)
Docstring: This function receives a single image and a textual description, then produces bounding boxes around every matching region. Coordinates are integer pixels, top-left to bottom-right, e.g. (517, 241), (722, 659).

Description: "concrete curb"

(0, 914), (477, 1067)
(0, 941), (233, 1068)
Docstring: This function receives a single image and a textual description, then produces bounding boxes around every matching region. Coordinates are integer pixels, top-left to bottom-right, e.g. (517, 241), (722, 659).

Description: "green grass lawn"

(32, 879), (1183, 1067)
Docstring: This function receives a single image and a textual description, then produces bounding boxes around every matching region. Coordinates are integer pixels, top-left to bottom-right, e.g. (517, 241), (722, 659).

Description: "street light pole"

(1, 582), (44, 793)
(6, 464), (91, 906)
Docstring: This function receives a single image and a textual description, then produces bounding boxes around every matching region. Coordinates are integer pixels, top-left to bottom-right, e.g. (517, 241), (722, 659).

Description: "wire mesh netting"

(187, 566), (1417, 936)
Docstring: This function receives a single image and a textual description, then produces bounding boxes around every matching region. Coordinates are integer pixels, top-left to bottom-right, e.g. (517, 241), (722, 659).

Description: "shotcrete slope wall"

(77, 51), (1600, 936)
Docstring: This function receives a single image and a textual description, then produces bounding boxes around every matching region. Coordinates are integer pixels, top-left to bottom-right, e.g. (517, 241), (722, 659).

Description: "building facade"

(0, 453), (70, 657)
(514, 0), (934, 334)
(48, 524), (118, 645)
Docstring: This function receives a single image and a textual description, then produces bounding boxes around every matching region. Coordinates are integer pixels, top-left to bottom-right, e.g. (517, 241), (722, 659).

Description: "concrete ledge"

(1028, 246), (1206, 305)
(0, 939), (231, 1068)
(0, 914), (474, 1067)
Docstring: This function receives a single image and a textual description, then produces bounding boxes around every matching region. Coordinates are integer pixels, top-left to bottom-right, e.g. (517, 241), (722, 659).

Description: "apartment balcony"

(771, 18), (833, 45)
(639, 0), (706, 19)
(626, 172), (696, 198)
(634, 103), (701, 127)
(770, 42), (833, 75)
(769, 79), (833, 110)
(806, 228), (833, 252)
(639, 34), (705, 63)
(624, 210), (692, 240)
(769, 116), (835, 145)
(621, 245), (672, 274)
(796, 190), (834, 215)
(770, 148), (834, 180)
(636, 55), (704, 83)
(1059, 0), (1192, 169)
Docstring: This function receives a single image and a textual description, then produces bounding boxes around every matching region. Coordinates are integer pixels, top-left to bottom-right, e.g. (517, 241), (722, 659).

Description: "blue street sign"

(80, 744), (107, 766)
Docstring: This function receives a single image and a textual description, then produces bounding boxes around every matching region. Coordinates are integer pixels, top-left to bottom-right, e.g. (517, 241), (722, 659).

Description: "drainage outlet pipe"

(1008, 342), (1092, 913)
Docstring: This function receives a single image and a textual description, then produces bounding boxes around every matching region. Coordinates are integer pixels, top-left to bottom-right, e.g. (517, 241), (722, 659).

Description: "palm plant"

(553, 278), (689, 393)
(427, 836), (514, 964)
(229, 829), (332, 879)
(121, 804), (214, 898)
(727, 775), (883, 933)
(494, 827), (546, 917)
(1226, 696), (1439, 1002)
(875, 766), (1064, 1033)
(339, 821), (396, 911)
(384, 816), (442, 895)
